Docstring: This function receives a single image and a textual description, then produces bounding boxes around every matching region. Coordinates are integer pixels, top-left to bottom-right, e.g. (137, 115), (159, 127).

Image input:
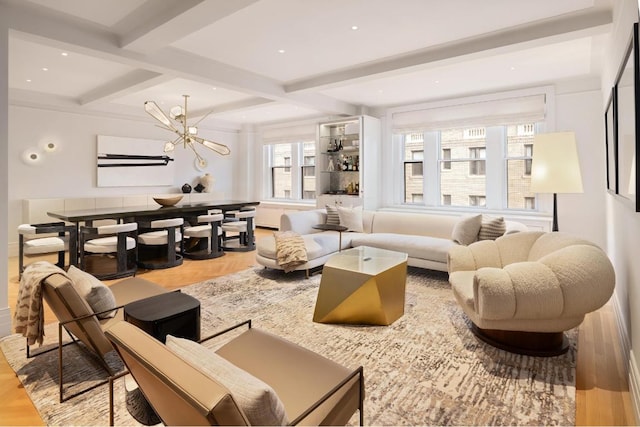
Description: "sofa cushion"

(166, 335), (288, 426)
(478, 216), (506, 240)
(451, 214), (482, 245)
(258, 232), (352, 260)
(337, 206), (363, 232)
(67, 265), (116, 319)
(325, 205), (340, 225)
(350, 233), (456, 264)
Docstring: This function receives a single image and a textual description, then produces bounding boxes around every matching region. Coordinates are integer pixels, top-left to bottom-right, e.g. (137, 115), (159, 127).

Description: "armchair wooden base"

(471, 324), (570, 357)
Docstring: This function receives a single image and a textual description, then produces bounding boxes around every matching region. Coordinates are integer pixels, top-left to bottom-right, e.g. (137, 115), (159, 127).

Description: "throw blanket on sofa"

(274, 231), (308, 273)
(14, 261), (67, 346)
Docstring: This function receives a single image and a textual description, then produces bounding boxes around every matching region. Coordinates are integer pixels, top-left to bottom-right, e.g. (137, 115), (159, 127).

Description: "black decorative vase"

(181, 183), (192, 193)
(194, 183), (205, 193)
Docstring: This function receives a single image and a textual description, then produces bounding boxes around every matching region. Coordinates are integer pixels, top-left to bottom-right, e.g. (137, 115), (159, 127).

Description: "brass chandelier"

(144, 95), (230, 168)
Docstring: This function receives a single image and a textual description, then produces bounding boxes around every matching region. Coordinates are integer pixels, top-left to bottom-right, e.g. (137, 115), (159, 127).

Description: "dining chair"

(183, 213), (225, 259)
(79, 223), (138, 280)
(18, 222), (77, 279)
(137, 218), (184, 269)
(221, 208), (256, 252)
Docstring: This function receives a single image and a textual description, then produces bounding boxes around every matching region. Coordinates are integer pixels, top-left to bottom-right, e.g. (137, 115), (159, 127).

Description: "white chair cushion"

(84, 236), (136, 253)
(222, 222), (247, 232)
(150, 218), (183, 228)
(197, 213), (224, 223)
(138, 230), (183, 245)
(23, 237), (66, 255)
(96, 222), (137, 235)
(184, 224), (222, 238)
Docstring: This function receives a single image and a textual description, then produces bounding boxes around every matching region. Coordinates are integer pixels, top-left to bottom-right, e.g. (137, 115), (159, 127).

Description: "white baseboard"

(629, 353), (640, 425)
(613, 296), (640, 424)
(0, 306), (11, 338)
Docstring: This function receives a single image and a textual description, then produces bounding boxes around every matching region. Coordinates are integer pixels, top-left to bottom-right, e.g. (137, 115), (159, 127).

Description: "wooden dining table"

(47, 200), (260, 225)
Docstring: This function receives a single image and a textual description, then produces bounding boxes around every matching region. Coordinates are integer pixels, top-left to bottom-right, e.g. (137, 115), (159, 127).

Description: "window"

(439, 128), (487, 208)
(397, 122), (540, 211)
(506, 125), (536, 210)
(468, 147), (486, 176)
(267, 140), (316, 201)
(442, 148), (451, 170)
(524, 197), (535, 209)
(403, 133), (424, 204)
(469, 195), (486, 207)
(301, 142), (316, 200)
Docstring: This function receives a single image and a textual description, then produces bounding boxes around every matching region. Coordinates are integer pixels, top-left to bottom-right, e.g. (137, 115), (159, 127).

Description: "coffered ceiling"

(2, 0), (613, 129)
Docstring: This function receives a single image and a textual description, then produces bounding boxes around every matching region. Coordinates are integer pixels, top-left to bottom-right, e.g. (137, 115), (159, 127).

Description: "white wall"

(8, 105), (239, 248)
(0, 22), (10, 337)
(1, 104), (239, 338)
(555, 88), (608, 248)
(601, 0), (640, 420)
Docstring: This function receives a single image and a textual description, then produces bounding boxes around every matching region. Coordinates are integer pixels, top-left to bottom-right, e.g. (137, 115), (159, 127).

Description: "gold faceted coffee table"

(313, 246), (408, 326)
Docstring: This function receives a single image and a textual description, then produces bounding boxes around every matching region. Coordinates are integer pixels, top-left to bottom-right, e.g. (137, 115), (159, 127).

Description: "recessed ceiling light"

(61, 52), (68, 57)
(377, 89), (383, 93)
(41, 67), (48, 71)
(211, 87), (217, 90)
(434, 80), (440, 84)
(351, 25), (359, 30)
(26, 79), (32, 83)
(278, 49), (285, 54)
(510, 66), (516, 71)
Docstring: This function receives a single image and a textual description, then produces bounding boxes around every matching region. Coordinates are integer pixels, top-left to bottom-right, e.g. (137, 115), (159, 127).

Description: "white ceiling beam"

(1, 0), (359, 116)
(79, 70), (172, 106)
(285, 9), (612, 93)
(190, 97), (275, 118)
(116, 0), (259, 53)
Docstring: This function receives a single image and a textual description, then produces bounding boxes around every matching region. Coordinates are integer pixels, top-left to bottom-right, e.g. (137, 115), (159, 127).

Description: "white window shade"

(261, 124), (316, 145)
(392, 94), (546, 132)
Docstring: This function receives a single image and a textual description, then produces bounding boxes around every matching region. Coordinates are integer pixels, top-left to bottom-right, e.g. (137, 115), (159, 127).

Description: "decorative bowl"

(153, 195), (183, 207)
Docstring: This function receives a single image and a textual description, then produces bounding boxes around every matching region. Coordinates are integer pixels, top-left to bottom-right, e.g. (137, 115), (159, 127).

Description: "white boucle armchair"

(447, 231), (615, 356)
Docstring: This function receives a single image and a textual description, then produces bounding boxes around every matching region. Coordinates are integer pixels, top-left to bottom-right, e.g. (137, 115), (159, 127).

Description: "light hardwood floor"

(0, 228), (636, 426)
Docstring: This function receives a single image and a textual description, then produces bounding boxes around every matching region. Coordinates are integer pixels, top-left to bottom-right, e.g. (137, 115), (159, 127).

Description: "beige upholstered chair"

(447, 231), (616, 356)
(137, 218), (184, 269)
(80, 222), (138, 280)
(18, 222), (76, 279)
(183, 213), (225, 259)
(105, 320), (364, 426)
(34, 271), (167, 401)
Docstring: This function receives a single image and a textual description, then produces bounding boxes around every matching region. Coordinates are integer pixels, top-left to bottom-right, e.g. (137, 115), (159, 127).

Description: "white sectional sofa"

(256, 209), (527, 274)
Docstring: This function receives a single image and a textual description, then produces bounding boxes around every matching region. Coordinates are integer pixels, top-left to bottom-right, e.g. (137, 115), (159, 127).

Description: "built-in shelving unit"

(316, 116), (380, 209)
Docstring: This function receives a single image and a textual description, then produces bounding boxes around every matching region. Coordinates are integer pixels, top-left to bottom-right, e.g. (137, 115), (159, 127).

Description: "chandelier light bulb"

(188, 126), (198, 135)
(163, 142), (175, 152)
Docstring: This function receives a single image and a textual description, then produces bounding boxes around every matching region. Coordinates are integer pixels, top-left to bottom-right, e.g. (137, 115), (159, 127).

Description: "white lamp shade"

(530, 131), (583, 194)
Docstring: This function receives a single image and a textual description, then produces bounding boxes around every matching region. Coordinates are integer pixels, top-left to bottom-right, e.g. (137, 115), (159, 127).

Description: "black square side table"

(124, 291), (201, 343)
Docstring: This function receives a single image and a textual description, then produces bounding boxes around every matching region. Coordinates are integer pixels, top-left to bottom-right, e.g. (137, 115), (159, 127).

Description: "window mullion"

(484, 126), (504, 210)
(424, 131), (439, 207)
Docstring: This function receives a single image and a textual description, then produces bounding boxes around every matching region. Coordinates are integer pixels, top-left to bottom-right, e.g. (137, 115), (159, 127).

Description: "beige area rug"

(0, 267), (576, 426)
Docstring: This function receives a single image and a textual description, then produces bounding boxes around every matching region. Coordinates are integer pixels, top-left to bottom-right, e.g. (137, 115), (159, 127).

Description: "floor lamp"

(529, 131), (583, 232)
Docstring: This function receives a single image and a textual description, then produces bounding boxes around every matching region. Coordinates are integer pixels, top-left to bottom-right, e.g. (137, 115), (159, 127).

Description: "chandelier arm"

(193, 136), (231, 156)
(186, 140), (206, 163)
(191, 109), (215, 128)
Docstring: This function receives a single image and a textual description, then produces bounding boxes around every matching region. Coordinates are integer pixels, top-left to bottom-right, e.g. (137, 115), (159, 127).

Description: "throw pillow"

(66, 265), (117, 319)
(166, 335), (288, 426)
(478, 216), (506, 240)
(451, 214), (482, 245)
(325, 205), (340, 225)
(337, 206), (364, 232)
